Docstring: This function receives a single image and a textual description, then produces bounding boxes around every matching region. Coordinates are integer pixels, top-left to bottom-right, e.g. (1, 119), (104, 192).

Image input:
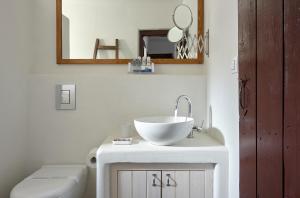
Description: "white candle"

(144, 47), (147, 58)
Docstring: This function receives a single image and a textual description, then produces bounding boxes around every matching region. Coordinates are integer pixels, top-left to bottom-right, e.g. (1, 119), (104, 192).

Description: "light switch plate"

(56, 84), (76, 110)
(231, 56), (238, 74)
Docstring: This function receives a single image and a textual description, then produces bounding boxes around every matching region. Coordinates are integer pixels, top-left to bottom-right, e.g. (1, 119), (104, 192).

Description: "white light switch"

(56, 84), (76, 110)
(231, 56), (238, 74)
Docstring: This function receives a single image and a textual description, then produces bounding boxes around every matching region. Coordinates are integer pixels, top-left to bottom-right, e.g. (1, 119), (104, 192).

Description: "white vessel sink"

(134, 116), (194, 146)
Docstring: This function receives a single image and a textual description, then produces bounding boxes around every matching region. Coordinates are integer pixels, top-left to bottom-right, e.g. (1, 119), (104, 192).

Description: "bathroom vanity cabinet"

(96, 134), (228, 198)
(111, 164), (214, 198)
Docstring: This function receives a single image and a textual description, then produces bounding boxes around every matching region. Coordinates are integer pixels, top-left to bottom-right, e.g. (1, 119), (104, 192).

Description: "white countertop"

(96, 133), (228, 198)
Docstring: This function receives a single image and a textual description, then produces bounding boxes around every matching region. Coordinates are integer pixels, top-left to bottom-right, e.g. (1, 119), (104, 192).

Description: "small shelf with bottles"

(128, 47), (155, 74)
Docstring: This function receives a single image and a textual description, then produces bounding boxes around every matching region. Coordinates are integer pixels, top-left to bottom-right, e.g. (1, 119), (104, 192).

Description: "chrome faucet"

(174, 95), (192, 118)
(174, 95), (203, 138)
(174, 95), (193, 138)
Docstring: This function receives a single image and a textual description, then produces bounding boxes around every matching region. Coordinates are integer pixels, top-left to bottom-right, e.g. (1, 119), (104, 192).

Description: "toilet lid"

(11, 178), (76, 198)
(28, 165), (86, 183)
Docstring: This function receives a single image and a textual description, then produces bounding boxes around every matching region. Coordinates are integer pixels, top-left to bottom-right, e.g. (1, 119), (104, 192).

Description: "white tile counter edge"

(96, 133), (228, 198)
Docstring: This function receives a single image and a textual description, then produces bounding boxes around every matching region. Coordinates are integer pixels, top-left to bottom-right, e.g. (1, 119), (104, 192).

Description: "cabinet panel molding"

(117, 171), (132, 198)
(133, 171), (147, 198)
(173, 171), (190, 198)
(190, 171), (205, 198)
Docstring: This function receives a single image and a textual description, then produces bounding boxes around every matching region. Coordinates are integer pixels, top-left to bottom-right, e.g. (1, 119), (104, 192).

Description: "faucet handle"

(192, 120), (204, 133)
(187, 120), (204, 138)
(192, 126), (202, 132)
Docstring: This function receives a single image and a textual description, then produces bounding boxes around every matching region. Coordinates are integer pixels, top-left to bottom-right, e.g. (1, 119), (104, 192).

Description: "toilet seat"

(10, 165), (87, 198)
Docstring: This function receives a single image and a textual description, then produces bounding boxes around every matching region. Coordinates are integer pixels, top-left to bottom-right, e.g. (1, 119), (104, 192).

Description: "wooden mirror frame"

(56, 0), (203, 65)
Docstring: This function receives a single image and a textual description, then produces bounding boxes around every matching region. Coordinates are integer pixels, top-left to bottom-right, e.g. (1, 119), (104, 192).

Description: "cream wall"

(0, 0), (32, 197)
(29, 1), (206, 198)
(28, 74), (206, 198)
(204, 0), (239, 197)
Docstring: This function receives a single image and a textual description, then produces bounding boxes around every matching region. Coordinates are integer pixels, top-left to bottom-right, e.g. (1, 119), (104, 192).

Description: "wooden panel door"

(161, 171), (207, 198)
(117, 171), (147, 198)
(238, 0), (257, 196)
(118, 171), (132, 198)
(175, 171), (190, 198)
(256, 0), (284, 196)
(284, 0), (300, 197)
(162, 171), (191, 198)
(147, 171), (161, 198)
(132, 171), (147, 198)
(240, 0), (300, 197)
(190, 171), (206, 198)
(162, 171), (176, 198)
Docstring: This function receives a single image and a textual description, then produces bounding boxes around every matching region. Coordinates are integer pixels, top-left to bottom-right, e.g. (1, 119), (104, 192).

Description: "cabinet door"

(162, 171), (190, 198)
(118, 171), (132, 198)
(117, 171), (147, 198)
(190, 171), (205, 198)
(162, 171), (208, 198)
(132, 171), (147, 198)
(117, 170), (212, 198)
(147, 171), (161, 198)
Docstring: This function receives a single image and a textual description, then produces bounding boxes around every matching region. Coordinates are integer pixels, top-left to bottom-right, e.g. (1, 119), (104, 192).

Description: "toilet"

(10, 165), (87, 198)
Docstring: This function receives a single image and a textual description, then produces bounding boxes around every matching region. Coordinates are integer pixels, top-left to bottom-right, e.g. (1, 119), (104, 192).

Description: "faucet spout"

(174, 95), (192, 118)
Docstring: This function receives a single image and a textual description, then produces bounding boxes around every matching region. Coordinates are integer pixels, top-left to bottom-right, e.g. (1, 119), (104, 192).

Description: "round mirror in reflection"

(173, 4), (193, 30)
(168, 26), (184, 43)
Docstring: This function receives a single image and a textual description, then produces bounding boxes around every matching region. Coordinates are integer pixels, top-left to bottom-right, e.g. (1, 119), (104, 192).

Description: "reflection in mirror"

(143, 36), (175, 59)
(139, 30), (176, 59)
(168, 27), (184, 43)
(173, 4), (193, 30)
(168, 3), (199, 59)
(61, 0), (200, 62)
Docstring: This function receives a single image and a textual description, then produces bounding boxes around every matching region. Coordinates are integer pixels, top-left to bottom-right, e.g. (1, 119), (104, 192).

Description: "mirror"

(168, 4), (193, 43)
(168, 27), (184, 43)
(173, 4), (193, 30)
(56, 0), (203, 64)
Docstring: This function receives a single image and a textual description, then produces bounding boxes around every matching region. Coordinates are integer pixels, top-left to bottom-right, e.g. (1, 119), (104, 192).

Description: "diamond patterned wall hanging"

(176, 30), (209, 59)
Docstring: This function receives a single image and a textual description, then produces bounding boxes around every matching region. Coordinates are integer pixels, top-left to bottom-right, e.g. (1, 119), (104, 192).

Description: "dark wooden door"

(238, 0), (299, 197)
(238, 0), (257, 197)
(239, 0), (284, 196)
(283, 0), (300, 197)
(256, 0), (284, 196)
